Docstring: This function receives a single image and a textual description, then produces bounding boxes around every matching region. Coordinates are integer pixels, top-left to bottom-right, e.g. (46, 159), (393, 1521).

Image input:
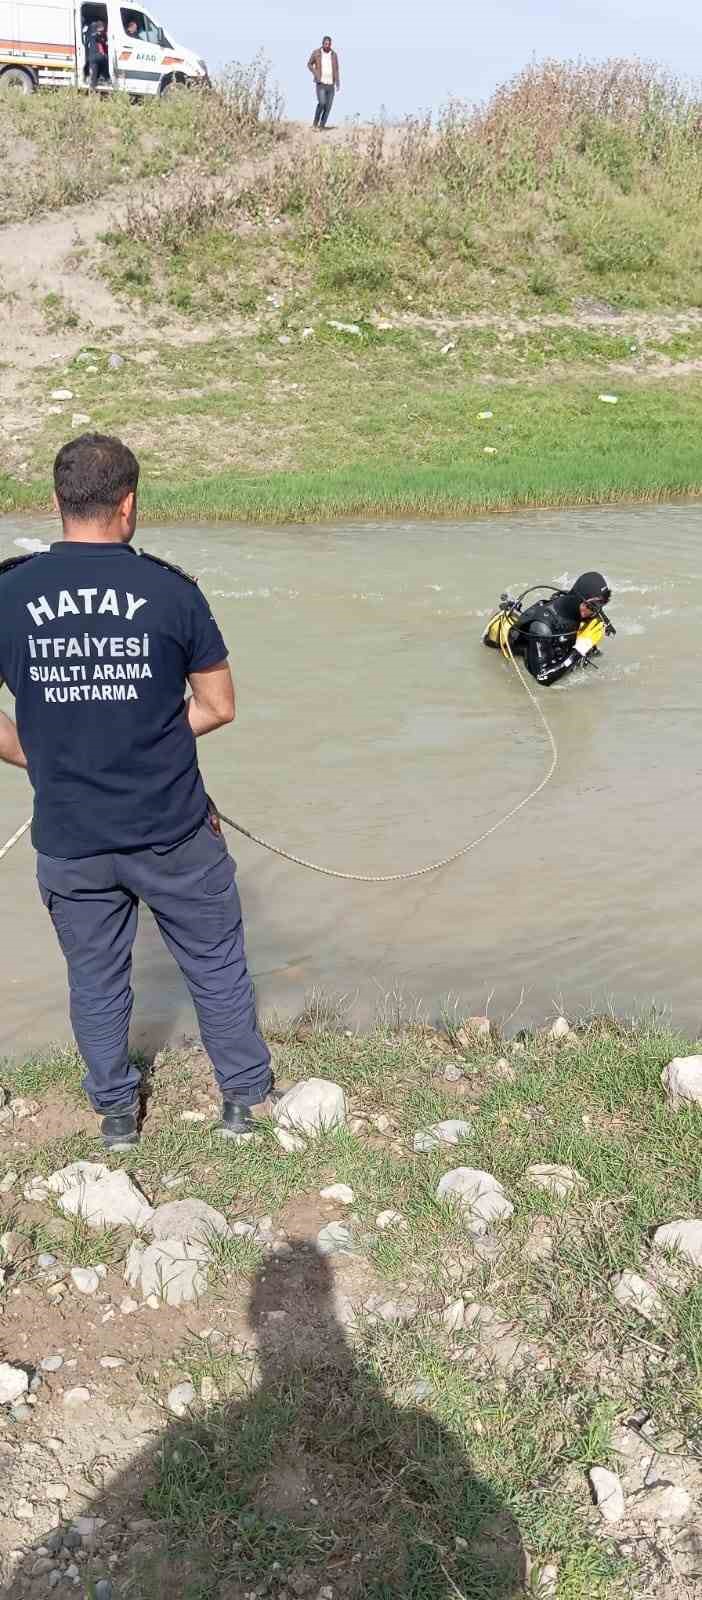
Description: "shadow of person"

(5, 1242), (527, 1599)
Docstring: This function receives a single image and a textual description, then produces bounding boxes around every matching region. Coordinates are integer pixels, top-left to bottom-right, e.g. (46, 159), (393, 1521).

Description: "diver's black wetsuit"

(508, 590), (587, 686)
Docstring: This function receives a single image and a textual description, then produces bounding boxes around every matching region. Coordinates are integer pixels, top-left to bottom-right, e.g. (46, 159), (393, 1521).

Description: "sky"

(159, 0), (700, 121)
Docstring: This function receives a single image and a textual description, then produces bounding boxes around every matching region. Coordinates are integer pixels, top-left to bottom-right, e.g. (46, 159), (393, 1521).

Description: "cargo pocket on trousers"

(200, 851), (238, 936)
(38, 882), (81, 958)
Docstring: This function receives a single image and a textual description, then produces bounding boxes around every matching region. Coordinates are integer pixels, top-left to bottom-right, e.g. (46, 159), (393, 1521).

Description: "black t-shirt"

(0, 542), (228, 859)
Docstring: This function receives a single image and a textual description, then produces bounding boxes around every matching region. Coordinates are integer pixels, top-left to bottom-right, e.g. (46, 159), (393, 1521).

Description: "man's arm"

(186, 661), (235, 738)
(307, 49), (317, 73)
(0, 699), (27, 770)
(334, 52), (340, 88)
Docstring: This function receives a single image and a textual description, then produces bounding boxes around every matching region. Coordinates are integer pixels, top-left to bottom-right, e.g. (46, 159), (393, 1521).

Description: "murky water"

(2, 504), (702, 1058)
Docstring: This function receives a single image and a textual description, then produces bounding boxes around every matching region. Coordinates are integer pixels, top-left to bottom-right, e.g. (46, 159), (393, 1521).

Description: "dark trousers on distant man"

(37, 817), (272, 1113)
(314, 82), (335, 127)
(88, 55), (110, 89)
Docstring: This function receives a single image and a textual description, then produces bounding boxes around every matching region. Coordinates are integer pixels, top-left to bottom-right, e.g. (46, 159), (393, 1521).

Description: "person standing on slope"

(308, 35), (340, 129)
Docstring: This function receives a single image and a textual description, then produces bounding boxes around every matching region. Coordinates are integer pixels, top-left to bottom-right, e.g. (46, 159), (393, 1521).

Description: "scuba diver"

(483, 571), (615, 686)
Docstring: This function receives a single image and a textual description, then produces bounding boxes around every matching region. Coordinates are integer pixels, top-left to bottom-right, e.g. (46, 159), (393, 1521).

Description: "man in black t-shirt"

(0, 434), (272, 1150)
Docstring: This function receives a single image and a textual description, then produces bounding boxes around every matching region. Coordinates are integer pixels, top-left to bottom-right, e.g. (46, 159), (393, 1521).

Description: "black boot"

(215, 1100), (257, 1140)
(101, 1102), (140, 1151)
(215, 1089), (282, 1141)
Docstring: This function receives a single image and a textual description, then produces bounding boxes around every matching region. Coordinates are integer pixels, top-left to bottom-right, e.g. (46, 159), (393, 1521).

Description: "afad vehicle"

(0, 0), (209, 96)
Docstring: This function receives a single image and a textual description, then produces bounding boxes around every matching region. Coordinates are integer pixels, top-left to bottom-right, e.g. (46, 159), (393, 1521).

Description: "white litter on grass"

(477, 410), (493, 420)
(599, 393), (619, 404)
(440, 342), (456, 355)
(483, 447), (497, 455)
(327, 319), (362, 336)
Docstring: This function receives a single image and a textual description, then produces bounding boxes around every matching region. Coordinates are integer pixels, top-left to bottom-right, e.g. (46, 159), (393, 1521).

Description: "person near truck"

(86, 17), (110, 89)
(0, 433), (273, 1152)
(308, 35), (340, 129)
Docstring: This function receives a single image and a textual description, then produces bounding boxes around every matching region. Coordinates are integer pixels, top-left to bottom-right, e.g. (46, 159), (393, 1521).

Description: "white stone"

(120, 1296), (139, 1314)
(278, 335), (291, 345)
(548, 1016), (571, 1040)
(301, 326), (315, 338)
(125, 1237), (210, 1306)
(661, 1056), (702, 1108)
(455, 1017), (491, 1048)
(413, 1119), (472, 1153)
(0, 1363), (29, 1405)
(50, 388), (73, 400)
(167, 1380), (195, 1417)
(71, 413), (91, 426)
(320, 1183), (355, 1204)
(316, 1222), (353, 1256)
(436, 1168), (514, 1234)
(0, 1170), (17, 1193)
(23, 1175), (51, 1202)
(653, 1219), (702, 1266)
(13, 1498), (34, 1520)
(376, 1209), (407, 1231)
(440, 341), (456, 355)
(70, 1267), (100, 1295)
(442, 1299), (465, 1333)
(180, 1110), (207, 1123)
(63, 1386), (91, 1406)
(148, 1199), (229, 1245)
(100, 1356), (125, 1369)
(9, 1097), (39, 1120)
(273, 1078), (346, 1150)
(41, 1355), (64, 1373)
(47, 1164), (154, 1231)
(108, 353), (125, 369)
(611, 1270), (664, 1322)
(327, 319), (361, 335)
(589, 1466), (625, 1523)
(526, 1164), (583, 1199)
(630, 1484), (691, 1523)
(45, 1483), (69, 1502)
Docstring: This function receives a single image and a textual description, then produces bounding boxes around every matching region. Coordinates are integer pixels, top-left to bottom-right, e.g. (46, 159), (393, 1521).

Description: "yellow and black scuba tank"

(482, 596), (522, 656)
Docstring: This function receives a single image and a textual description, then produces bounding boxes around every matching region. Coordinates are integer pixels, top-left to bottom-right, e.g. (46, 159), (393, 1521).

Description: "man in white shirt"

(307, 35), (340, 129)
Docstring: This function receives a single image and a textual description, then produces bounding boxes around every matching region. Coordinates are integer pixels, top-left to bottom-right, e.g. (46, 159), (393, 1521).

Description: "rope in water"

(0, 637), (557, 882)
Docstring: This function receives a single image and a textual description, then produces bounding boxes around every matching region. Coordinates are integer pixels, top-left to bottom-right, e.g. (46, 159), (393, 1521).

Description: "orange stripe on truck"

(0, 37), (75, 52)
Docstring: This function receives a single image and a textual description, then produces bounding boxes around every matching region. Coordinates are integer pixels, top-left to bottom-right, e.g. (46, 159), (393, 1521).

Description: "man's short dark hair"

(323, 34), (332, 44)
(54, 433), (140, 523)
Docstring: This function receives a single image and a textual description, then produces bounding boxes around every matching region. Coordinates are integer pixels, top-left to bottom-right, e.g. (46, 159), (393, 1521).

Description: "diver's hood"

(570, 571), (611, 605)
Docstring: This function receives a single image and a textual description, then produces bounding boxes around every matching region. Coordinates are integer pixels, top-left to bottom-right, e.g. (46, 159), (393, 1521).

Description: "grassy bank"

(3, 59), (702, 522)
(2, 1015), (702, 1597)
(4, 332), (702, 524)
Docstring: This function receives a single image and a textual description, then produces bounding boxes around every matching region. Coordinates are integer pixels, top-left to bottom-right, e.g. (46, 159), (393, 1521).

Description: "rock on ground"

(319, 1183), (355, 1204)
(148, 1199), (230, 1245)
(273, 1077), (346, 1151)
(167, 1381), (195, 1417)
(589, 1466), (626, 1523)
(653, 1219), (702, 1267)
(442, 1298), (465, 1333)
(548, 1016), (571, 1040)
(376, 1209), (408, 1231)
(125, 1237), (211, 1306)
(611, 1269), (665, 1322)
(526, 1163), (584, 1199)
(436, 1168), (514, 1234)
(70, 1267), (101, 1295)
(0, 1362), (29, 1406)
(413, 1119), (472, 1153)
(316, 1222), (353, 1256)
(661, 1055), (702, 1108)
(47, 1162), (154, 1230)
(629, 1484), (691, 1523)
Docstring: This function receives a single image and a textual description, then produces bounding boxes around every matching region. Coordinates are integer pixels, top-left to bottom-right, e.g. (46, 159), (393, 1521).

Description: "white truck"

(0, 0), (209, 96)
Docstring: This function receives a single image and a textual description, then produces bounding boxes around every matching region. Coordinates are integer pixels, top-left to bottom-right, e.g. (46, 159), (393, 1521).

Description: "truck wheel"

(0, 66), (36, 94)
(160, 76), (187, 97)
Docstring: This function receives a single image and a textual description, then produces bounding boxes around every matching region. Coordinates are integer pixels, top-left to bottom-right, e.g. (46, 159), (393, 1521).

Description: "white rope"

(0, 641), (558, 883)
(0, 817), (31, 862)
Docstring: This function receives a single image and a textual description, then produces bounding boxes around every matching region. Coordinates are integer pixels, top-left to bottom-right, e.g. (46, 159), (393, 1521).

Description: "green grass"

(5, 1015), (702, 1595)
(4, 333), (702, 522)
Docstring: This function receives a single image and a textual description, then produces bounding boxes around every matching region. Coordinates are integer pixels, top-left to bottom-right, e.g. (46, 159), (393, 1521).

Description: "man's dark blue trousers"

(37, 817), (271, 1113)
